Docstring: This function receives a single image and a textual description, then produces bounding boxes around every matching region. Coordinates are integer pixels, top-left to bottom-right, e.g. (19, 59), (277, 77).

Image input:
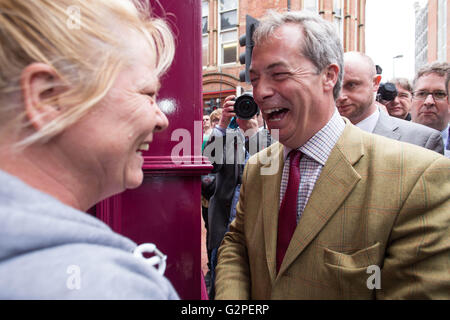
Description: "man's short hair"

(253, 10), (344, 100)
(391, 78), (413, 93)
(413, 62), (450, 89)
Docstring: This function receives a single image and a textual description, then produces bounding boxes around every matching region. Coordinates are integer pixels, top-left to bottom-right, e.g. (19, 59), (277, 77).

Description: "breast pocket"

(323, 242), (382, 298)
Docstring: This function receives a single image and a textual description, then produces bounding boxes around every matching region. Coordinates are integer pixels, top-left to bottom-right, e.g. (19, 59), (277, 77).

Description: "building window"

(219, 0), (238, 65)
(303, 0), (318, 12)
(333, 0), (343, 41)
(437, 0), (447, 61)
(414, 3), (428, 72)
(202, 1), (209, 67)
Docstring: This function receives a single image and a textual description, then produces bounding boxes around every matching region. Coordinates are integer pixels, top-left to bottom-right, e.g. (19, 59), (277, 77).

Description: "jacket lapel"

(277, 122), (364, 277)
(373, 111), (400, 140)
(261, 143), (284, 283)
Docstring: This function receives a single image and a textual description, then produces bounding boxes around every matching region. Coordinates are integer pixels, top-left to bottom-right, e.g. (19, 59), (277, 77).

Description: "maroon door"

(95, 0), (210, 299)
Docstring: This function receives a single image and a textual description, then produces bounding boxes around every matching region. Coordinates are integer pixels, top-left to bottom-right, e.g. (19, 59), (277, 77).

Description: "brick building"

(415, 0), (449, 72)
(202, 0), (367, 114)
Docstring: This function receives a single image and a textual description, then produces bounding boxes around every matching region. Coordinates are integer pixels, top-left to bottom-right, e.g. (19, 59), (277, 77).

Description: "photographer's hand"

(218, 95), (236, 130)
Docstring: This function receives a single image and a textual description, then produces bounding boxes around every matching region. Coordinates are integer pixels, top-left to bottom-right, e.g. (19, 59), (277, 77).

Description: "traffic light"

(239, 15), (259, 83)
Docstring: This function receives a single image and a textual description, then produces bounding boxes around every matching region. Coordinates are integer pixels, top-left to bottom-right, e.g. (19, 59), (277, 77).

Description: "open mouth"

(136, 142), (150, 155)
(263, 107), (289, 122)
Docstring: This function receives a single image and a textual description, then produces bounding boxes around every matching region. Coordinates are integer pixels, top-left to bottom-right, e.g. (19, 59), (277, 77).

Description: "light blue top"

(0, 170), (179, 299)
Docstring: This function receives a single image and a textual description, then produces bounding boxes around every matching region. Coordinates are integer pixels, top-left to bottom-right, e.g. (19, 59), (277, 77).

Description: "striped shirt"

(280, 108), (345, 223)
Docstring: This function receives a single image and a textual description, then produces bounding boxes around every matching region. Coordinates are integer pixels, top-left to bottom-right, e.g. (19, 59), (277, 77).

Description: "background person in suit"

(204, 95), (272, 298)
(447, 70), (450, 156)
(411, 62), (450, 158)
(337, 52), (444, 154)
(214, 10), (450, 300)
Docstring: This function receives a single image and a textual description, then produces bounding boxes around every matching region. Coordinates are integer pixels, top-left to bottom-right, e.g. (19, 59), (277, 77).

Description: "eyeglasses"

(412, 90), (448, 101)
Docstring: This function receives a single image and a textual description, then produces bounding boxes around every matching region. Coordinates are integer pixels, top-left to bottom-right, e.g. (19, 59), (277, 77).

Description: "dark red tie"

(276, 150), (302, 273)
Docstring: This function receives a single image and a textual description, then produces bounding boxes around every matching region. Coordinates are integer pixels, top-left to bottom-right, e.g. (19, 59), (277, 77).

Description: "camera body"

(377, 82), (397, 102)
(234, 92), (259, 120)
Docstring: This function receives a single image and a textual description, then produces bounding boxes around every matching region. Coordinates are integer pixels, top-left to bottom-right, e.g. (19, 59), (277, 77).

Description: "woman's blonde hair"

(209, 108), (223, 124)
(0, 0), (175, 148)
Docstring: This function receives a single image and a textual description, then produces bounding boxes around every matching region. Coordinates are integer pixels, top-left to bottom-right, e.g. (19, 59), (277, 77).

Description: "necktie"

(276, 150), (302, 273)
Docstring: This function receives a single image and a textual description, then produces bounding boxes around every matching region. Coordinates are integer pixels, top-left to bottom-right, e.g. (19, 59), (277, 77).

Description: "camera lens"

(234, 93), (259, 120)
(378, 82), (397, 101)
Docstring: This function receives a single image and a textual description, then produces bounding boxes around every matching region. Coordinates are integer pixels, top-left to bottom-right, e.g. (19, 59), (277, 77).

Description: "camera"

(234, 92), (259, 120)
(377, 82), (397, 102)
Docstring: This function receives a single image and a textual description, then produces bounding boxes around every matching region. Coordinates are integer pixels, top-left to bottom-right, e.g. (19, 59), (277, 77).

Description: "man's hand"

(218, 95), (236, 129)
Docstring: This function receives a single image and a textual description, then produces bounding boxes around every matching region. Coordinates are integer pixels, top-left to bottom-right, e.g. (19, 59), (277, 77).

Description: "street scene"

(0, 0), (448, 306)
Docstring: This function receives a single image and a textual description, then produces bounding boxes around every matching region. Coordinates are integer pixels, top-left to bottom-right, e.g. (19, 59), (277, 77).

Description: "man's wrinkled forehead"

(415, 73), (446, 89)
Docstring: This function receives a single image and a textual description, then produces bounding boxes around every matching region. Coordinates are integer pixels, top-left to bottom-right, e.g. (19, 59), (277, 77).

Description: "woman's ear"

(20, 63), (65, 130)
(322, 63), (339, 94)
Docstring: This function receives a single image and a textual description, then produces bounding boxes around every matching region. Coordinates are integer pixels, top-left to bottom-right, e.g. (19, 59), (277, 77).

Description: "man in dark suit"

(203, 95), (272, 298)
(337, 52), (444, 154)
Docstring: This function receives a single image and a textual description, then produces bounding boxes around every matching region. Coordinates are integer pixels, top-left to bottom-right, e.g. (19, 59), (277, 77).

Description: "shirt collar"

(284, 108), (346, 166)
(355, 108), (380, 133)
(441, 124), (449, 140)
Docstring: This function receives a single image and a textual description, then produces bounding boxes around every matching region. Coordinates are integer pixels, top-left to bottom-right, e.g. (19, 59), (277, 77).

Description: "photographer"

(203, 94), (272, 299)
(378, 79), (413, 121)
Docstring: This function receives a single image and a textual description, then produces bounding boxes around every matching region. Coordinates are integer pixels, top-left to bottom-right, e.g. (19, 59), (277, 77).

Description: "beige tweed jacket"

(215, 120), (450, 299)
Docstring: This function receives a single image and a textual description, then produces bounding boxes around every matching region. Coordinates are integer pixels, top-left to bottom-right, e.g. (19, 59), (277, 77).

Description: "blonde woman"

(0, 0), (178, 299)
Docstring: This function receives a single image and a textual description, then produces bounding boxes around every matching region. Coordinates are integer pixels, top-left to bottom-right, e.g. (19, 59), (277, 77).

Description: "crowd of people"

(0, 0), (449, 300)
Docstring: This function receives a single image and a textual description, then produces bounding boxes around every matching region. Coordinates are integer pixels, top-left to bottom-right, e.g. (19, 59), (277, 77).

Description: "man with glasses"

(411, 62), (450, 157)
(337, 52), (444, 154)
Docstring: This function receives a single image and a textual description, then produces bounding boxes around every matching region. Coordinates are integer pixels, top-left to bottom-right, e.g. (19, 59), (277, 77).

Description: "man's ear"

(20, 63), (65, 130)
(322, 64), (339, 93)
(373, 74), (382, 92)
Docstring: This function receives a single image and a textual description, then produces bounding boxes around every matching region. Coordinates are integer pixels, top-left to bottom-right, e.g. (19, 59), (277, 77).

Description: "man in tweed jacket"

(214, 10), (450, 300)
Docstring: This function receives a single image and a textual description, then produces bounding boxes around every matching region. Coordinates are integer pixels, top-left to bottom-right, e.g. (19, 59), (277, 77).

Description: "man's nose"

(336, 92), (347, 106)
(389, 96), (400, 107)
(254, 78), (275, 103)
(423, 93), (435, 106)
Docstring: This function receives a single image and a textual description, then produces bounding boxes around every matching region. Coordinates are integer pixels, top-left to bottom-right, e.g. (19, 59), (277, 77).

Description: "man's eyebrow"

(249, 61), (289, 74)
(138, 78), (161, 92)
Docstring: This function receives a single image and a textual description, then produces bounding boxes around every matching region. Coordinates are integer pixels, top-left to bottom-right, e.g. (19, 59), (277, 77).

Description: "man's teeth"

(138, 143), (149, 151)
(263, 108), (284, 114)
